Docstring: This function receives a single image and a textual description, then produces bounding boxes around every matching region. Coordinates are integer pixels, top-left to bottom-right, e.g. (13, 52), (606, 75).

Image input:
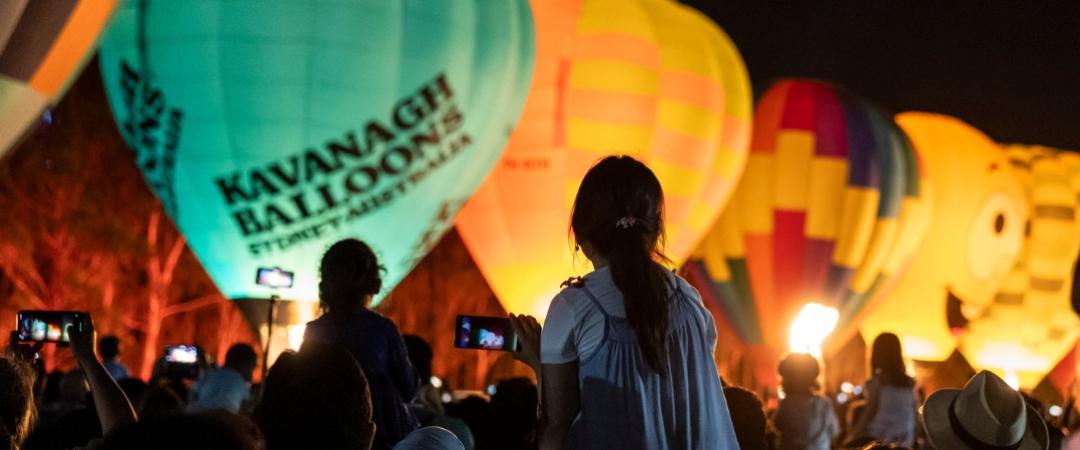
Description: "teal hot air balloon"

(99, 1), (535, 303)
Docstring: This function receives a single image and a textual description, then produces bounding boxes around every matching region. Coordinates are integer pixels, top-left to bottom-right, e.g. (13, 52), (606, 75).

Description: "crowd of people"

(2, 155), (1079, 449)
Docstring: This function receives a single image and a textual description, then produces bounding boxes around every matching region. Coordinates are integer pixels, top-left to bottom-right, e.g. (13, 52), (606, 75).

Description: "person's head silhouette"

(319, 239), (383, 315)
(255, 341), (375, 450)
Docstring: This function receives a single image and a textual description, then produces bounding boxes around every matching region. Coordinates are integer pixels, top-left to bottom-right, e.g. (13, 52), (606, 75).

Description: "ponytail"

(571, 156), (672, 374)
(607, 219), (671, 374)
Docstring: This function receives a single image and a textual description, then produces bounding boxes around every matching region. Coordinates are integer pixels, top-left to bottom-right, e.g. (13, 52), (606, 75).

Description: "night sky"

(686, 1), (1080, 150)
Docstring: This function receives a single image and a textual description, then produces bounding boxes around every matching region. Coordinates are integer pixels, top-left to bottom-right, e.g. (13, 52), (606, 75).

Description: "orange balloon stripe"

(29, 0), (116, 96)
(750, 82), (790, 153)
(564, 89), (657, 124)
(745, 233), (777, 346)
(573, 33), (661, 69)
(659, 71), (726, 112)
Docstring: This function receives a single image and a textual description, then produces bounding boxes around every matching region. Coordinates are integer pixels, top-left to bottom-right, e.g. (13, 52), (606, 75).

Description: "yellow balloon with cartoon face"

(959, 146), (1080, 389)
(860, 113), (1028, 361)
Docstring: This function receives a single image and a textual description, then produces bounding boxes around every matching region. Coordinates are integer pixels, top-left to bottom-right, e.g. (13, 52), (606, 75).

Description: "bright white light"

(441, 392), (453, 403)
(1003, 368), (1020, 391)
(1049, 405), (1063, 417)
(287, 324), (306, 351)
(788, 303), (840, 358)
(430, 376), (443, 388)
(837, 393), (849, 403)
(486, 384), (497, 396)
(840, 382), (854, 394)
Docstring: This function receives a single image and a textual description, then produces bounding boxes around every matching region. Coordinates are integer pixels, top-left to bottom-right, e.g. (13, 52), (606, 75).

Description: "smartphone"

(16, 310), (85, 345)
(165, 345), (199, 363)
(454, 315), (518, 351)
(256, 267), (294, 288)
(164, 345), (200, 379)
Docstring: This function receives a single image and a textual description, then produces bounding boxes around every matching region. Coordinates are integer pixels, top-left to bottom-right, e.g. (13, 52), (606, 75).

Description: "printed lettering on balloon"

(118, 61), (182, 216)
(209, 73), (473, 256)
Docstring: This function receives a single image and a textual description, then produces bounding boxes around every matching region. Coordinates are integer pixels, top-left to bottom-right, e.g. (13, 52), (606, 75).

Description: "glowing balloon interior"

(456, 0), (752, 318)
(859, 113), (1027, 361)
(959, 146), (1080, 389)
(687, 80), (929, 355)
(0, 0), (117, 159)
(99, 1), (535, 302)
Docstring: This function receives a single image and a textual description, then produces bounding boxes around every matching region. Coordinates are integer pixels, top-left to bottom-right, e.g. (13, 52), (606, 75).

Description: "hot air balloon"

(0, 1), (117, 159)
(859, 113), (1027, 361)
(959, 146), (1080, 389)
(456, 0), (752, 318)
(685, 80), (930, 366)
(98, 1), (535, 303)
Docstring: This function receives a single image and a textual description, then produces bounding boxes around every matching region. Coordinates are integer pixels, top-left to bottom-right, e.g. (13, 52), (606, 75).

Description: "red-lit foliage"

(0, 60), (259, 379)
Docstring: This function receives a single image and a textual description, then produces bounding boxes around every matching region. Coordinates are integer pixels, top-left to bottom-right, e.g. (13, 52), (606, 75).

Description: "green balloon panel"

(100, 1), (535, 303)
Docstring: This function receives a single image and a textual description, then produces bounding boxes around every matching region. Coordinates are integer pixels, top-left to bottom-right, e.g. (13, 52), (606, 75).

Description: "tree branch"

(162, 294), (224, 318)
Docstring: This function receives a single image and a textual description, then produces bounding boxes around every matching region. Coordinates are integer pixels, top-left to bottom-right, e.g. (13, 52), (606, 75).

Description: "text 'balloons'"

(99, 0), (535, 302)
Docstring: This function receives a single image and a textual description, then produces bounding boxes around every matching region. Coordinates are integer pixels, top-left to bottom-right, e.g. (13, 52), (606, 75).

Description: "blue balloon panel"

(99, 1), (535, 302)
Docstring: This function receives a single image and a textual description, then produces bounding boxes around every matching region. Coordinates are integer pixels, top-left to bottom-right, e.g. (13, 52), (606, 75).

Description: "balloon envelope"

(687, 80), (929, 354)
(0, 0), (117, 159)
(959, 146), (1080, 389)
(99, 0), (535, 302)
(860, 113), (1027, 361)
(456, 0), (752, 318)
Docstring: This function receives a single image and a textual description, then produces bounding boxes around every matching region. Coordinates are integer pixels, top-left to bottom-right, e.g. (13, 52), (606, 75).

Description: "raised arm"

(68, 316), (137, 434)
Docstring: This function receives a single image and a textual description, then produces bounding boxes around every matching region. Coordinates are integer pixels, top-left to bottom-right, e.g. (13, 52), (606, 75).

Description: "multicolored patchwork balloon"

(456, 0), (752, 318)
(685, 80), (930, 355)
(0, 0), (117, 158)
(860, 113), (1027, 361)
(959, 146), (1080, 389)
(99, 0), (535, 303)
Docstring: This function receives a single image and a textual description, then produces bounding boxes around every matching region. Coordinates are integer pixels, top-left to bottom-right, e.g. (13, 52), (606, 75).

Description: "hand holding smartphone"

(16, 310), (86, 346)
(454, 315), (519, 352)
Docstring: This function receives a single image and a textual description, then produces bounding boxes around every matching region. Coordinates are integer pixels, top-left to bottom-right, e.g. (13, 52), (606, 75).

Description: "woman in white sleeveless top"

(511, 156), (740, 450)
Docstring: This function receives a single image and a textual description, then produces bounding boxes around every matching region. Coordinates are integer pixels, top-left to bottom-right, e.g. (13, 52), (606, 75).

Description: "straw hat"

(922, 371), (1048, 450)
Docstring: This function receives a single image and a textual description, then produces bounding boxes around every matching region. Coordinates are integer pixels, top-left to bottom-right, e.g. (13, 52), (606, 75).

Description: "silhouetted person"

(98, 336), (130, 381)
(99, 411), (264, 450)
(489, 378), (538, 450)
(255, 341), (376, 450)
(0, 357), (36, 450)
(847, 333), (917, 447)
(304, 239), (419, 449)
(724, 386), (770, 450)
(510, 156), (740, 449)
(773, 353), (839, 450)
(188, 343), (257, 413)
(404, 335), (475, 449)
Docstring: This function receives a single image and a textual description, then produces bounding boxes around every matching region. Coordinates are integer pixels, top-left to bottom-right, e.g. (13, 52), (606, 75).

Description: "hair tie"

(615, 217), (638, 229)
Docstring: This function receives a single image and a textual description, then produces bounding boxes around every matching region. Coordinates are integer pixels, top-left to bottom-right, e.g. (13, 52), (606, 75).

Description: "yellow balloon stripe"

(832, 188), (880, 267)
(803, 158), (848, 240)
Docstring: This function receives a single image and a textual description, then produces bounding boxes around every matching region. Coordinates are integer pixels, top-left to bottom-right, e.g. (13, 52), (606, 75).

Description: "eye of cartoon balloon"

(967, 192), (1024, 282)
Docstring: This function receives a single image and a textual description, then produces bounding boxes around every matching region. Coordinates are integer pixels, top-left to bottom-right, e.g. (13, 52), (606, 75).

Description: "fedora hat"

(922, 371), (1048, 450)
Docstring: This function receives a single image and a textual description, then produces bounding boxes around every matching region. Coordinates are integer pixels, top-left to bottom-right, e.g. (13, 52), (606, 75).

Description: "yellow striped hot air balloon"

(456, 0), (752, 318)
(0, 0), (117, 158)
(959, 146), (1080, 389)
(684, 80), (930, 365)
(860, 113), (1028, 362)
